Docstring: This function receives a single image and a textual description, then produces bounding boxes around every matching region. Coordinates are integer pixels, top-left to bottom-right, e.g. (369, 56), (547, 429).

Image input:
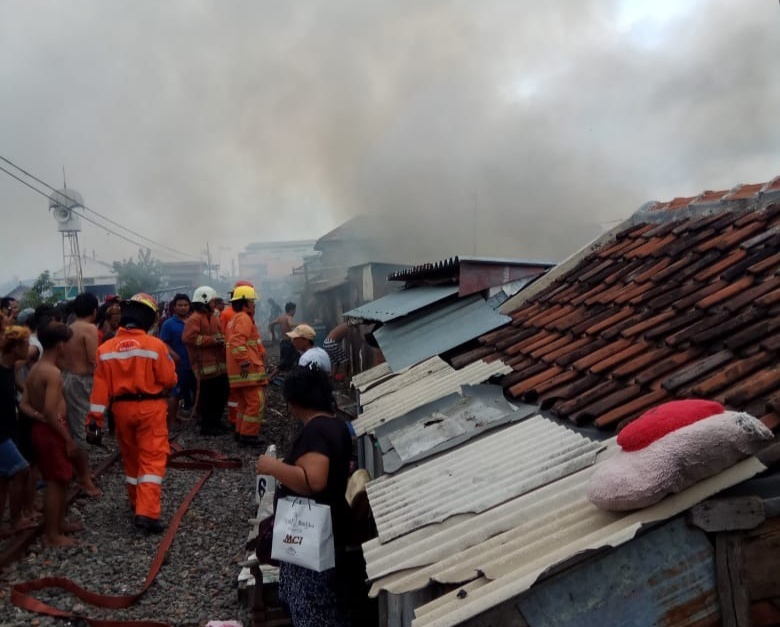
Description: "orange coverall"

(225, 312), (267, 438)
(88, 327), (177, 520)
(219, 306), (239, 425)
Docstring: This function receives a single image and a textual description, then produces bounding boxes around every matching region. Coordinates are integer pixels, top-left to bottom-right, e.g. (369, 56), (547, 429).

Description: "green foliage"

(19, 271), (56, 309)
(113, 248), (161, 298)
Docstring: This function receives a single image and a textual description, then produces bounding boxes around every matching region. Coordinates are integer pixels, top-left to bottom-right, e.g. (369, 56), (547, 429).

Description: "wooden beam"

(716, 532), (751, 627)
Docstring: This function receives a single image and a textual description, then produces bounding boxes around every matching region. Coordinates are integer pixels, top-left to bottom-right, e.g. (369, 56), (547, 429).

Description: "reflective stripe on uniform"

(125, 476), (139, 485)
(90, 403), (107, 413)
(228, 373), (267, 384)
(101, 349), (159, 362)
(138, 474), (163, 485)
(227, 401), (238, 408)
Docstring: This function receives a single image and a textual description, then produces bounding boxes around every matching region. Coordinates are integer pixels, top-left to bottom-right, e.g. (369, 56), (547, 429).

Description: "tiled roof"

(455, 179), (780, 430)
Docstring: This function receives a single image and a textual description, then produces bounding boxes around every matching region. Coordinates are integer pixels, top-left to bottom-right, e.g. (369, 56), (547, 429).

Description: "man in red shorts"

(20, 322), (82, 547)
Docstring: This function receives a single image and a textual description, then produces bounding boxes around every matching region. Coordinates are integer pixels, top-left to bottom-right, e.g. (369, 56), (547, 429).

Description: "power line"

(0, 155), (200, 260)
(0, 163), (196, 257)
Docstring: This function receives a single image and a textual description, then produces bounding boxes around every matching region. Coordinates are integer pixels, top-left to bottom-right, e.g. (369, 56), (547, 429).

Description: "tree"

(19, 271), (56, 309)
(113, 248), (162, 298)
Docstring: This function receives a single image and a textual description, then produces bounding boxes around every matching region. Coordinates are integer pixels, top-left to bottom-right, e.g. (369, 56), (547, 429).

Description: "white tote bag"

(271, 497), (335, 572)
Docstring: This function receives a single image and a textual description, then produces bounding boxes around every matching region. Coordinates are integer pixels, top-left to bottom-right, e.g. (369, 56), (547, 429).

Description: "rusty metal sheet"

(514, 517), (719, 627)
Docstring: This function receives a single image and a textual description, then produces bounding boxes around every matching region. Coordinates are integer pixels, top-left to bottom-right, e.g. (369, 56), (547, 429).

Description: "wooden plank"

(742, 517), (780, 602)
(689, 497), (766, 532)
(716, 532), (751, 627)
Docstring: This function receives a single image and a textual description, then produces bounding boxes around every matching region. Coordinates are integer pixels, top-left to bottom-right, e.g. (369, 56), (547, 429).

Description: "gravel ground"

(0, 350), (299, 627)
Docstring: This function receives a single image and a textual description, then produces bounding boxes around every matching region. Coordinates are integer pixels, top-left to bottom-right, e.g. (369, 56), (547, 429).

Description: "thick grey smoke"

(0, 0), (778, 279)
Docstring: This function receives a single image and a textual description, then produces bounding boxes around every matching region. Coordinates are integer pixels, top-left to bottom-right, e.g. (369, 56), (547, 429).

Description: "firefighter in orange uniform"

(225, 285), (267, 446)
(221, 280), (254, 427)
(88, 293), (177, 533)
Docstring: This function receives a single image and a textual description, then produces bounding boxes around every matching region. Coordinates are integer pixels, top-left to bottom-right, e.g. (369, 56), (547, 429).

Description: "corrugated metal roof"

(359, 357), (450, 408)
(343, 285), (459, 322)
(374, 295), (511, 372)
(362, 452), (768, 627)
(353, 359), (512, 436)
(375, 385), (537, 473)
(351, 362), (393, 392)
(368, 416), (604, 543)
(513, 517), (718, 627)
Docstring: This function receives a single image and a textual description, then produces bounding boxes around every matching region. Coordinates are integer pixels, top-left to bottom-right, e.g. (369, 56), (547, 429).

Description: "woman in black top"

(255, 365), (352, 627)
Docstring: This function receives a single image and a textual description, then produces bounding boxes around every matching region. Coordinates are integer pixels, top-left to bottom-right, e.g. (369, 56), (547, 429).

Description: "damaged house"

(353, 178), (780, 627)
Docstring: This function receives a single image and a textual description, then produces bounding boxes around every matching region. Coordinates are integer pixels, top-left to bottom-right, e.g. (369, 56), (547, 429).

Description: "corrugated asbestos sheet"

(513, 517), (719, 627)
(374, 295), (511, 372)
(343, 285), (460, 323)
(359, 357), (450, 407)
(368, 416), (604, 543)
(353, 359), (512, 437)
(375, 385), (536, 473)
(362, 452), (769, 627)
(352, 362), (393, 392)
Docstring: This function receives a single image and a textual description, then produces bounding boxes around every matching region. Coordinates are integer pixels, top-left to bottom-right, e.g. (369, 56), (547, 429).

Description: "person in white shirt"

(286, 324), (332, 374)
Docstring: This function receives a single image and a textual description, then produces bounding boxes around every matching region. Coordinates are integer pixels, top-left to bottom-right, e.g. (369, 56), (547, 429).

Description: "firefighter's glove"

(86, 421), (103, 447)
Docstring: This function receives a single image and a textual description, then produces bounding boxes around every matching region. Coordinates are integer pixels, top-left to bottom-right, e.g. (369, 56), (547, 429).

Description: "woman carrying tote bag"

(255, 364), (353, 626)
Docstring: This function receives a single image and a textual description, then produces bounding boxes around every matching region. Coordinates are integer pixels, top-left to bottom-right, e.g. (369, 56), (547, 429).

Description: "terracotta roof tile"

(662, 310), (729, 347)
(552, 379), (622, 419)
(748, 251), (780, 275)
(633, 348), (703, 386)
(571, 339), (633, 372)
(611, 346), (674, 379)
(697, 275), (755, 310)
(660, 350), (734, 392)
(508, 365), (564, 397)
(589, 341), (649, 375)
(454, 180), (780, 429)
(759, 411), (780, 430)
(721, 368), (780, 407)
(689, 351), (774, 397)
(596, 389), (669, 429)
(570, 385), (644, 426)
(722, 276), (780, 313)
(695, 248), (748, 282)
(540, 336), (592, 364)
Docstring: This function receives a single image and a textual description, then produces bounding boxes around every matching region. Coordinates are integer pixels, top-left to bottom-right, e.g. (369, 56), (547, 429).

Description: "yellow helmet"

(129, 292), (158, 312)
(231, 285), (258, 301)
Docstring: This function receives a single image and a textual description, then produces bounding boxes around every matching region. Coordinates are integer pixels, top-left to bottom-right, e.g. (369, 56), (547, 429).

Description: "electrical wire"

(0, 155), (200, 260)
(0, 163), (196, 257)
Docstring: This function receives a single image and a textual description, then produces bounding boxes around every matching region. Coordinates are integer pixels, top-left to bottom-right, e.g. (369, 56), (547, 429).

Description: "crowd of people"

(0, 281), (352, 540)
(1, 284), (365, 625)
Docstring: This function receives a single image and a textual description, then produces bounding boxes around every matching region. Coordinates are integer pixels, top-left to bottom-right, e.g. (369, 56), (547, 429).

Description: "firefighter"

(221, 280), (254, 427)
(183, 285), (229, 436)
(225, 285), (267, 446)
(87, 293), (177, 533)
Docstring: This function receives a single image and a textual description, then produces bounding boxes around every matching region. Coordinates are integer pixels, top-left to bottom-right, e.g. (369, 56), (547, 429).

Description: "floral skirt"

(278, 561), (351, 627)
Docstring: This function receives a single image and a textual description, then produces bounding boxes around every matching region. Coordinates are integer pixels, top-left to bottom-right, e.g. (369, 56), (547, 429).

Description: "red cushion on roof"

(617, 399), (725, 451)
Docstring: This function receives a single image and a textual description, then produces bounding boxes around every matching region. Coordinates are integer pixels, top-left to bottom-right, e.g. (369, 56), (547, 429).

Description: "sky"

(1, 0), (779, 284)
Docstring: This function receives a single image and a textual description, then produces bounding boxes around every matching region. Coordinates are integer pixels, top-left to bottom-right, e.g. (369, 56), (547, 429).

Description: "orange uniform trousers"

(227, 389), (239, 426)
(234, 385), (266, 438)
(113, 399), (170, 519)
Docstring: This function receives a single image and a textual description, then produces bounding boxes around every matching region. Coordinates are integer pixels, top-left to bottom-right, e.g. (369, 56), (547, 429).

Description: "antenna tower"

(49, 188), (85, 297)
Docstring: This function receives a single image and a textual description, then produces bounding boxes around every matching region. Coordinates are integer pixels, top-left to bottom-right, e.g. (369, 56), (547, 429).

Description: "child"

(0, 326), (33, 534)
(20, 322), (82, 547)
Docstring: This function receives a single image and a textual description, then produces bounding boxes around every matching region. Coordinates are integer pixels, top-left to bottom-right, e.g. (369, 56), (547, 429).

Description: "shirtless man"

(20, 322), (83, 547)
(59, 293), (101, 497)
(268, 302), (297, 371)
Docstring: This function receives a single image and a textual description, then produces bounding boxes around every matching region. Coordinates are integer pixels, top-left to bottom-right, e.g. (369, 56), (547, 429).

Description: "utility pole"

(472, 194), (478, 255)
(205, 242), (213, 280)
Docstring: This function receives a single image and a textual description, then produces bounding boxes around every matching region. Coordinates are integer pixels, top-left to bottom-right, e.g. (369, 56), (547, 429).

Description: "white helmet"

(193, 285), (218, 305)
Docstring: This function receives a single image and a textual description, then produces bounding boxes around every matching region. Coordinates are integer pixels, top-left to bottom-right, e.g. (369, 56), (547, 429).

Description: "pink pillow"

(617, 399), (724, 452)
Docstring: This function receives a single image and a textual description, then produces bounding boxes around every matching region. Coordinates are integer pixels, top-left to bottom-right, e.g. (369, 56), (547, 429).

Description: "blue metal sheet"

(516, 517), (720, 627)
(374, 296), (511, 371)
(343, 285), (459, 323)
